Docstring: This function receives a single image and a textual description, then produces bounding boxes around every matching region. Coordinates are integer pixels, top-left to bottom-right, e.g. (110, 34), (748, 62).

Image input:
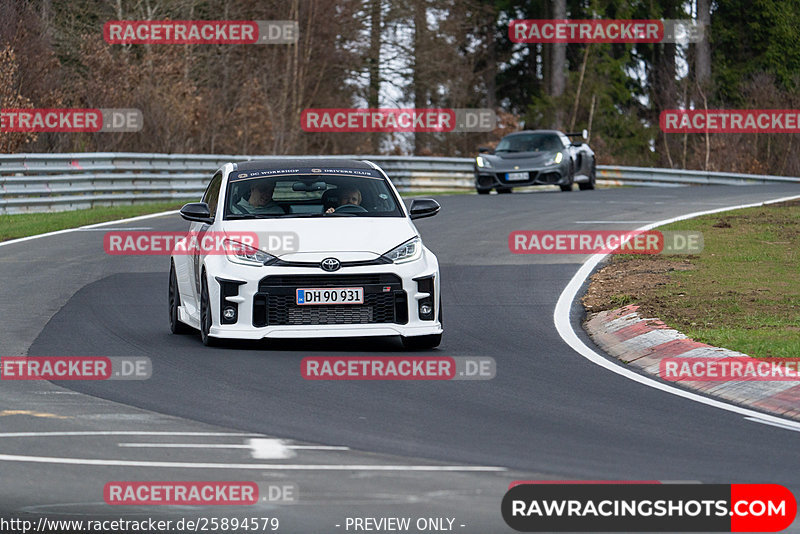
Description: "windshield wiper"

(227, 212), (325, 219)
(495, 149), (520, 152)
(272, 212), (326, 218)
(226, 214), (263, 219)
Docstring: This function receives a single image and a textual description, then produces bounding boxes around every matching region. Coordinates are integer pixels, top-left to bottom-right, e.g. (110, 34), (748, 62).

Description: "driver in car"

(236, 180), (284, 215)
(325, 186), (363, 213)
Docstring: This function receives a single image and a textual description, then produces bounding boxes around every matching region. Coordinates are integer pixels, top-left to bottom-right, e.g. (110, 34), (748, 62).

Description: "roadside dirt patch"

(582, 256), (696, 313)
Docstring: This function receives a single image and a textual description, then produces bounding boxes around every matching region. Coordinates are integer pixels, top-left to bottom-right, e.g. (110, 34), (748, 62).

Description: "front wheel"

(169, 263), (193, 334)
(402, 303), (442, 350)
(560, 164), (574, 192)
(579, 162), (596, 190)
(200, 274), (221, 347)
(496, 187), (512, 194)
(476, 188), (490, 195)
(402, 333), (442, 350)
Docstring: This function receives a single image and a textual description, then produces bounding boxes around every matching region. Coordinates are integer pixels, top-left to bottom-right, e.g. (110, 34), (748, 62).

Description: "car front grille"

(536, 172), (561, 184)
(253, 274), (407, 327)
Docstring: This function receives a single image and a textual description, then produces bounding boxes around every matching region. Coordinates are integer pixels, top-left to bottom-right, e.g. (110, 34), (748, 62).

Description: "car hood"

(480, 151), (560, 171)
(496, 150), (554, 160)
(220, 217), (417, 261)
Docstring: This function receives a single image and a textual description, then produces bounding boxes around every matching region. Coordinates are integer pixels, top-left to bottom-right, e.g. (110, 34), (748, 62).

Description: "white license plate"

(506, 171), (528, 181)
(296, 287), (364, 305)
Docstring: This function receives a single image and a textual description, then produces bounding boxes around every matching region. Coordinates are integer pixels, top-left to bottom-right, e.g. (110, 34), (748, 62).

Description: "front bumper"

(202, 250), (442, 340)
(474, 165), (568, 189)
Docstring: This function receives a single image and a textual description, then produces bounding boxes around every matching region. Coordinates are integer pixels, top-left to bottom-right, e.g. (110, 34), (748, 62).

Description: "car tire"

(200, 273), (221, 347)
(579, 162), (596, 191)
(477, 188), (490, 195)
(496, 187), (512, 194)
(401, 302), (442, 350)
(169, 263), (193, 334)
(560, 163), (574, 192)
(401, 333), (442, 350)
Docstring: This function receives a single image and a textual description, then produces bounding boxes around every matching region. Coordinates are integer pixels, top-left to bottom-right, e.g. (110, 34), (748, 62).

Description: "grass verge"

(583, 200), (800, 358)
(0, 202), (184, 243)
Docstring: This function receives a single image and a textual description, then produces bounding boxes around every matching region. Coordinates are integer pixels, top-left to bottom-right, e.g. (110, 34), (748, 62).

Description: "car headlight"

(476, 156), (492, 168)
(225, 239), (276, 266)
(383, 236), (423, 264)
(546, 152), (563, 165)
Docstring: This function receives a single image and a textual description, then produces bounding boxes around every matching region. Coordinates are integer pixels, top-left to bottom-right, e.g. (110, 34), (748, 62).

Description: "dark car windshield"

(495, 133), (563, 153)
(223, 167), (404, 219)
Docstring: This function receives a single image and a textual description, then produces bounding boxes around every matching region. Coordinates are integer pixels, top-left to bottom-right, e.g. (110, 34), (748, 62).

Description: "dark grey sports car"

(474, 129), (596, 193)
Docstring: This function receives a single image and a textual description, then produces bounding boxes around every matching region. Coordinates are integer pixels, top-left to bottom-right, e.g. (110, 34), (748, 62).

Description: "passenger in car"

(236, 181), (284, 214)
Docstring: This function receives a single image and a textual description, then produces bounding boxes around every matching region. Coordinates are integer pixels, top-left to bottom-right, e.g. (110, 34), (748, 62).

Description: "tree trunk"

(550, 0), (567, 129)
(695, 0), (711, 86)
(412, 0), (427, 155)
(368, 0), (382, 153)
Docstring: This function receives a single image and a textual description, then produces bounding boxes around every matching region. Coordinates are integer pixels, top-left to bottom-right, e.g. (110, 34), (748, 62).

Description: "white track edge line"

(554, 193), (800, 431)
(0, 453), (505, 471)
(0, 431), (262, 438)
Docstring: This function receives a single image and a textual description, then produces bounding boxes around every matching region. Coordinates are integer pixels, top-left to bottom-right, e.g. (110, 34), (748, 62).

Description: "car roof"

(234, 158), (374, 171)
(504, 129), (563, 136)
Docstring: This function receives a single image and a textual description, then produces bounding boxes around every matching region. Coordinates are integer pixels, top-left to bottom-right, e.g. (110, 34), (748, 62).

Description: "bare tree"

(550, 0), (566, 129)
(695, 0), (711, 86)
(367, 0), (382, 152)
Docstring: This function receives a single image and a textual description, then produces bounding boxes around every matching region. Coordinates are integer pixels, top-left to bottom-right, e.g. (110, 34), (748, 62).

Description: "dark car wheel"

(496, 187), (512, 194)
(579, 162), (596, 190)
(169, 263), (193, 334)
(560, 163), (574, 192)
(402, 333), (442, 350)
(401, 302), (442, 350)
(200, 274), (220, 347)
(477, 188), (490, 195)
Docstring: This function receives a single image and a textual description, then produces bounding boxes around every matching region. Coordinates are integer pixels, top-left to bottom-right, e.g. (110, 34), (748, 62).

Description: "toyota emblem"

(320, 258), (341, 272)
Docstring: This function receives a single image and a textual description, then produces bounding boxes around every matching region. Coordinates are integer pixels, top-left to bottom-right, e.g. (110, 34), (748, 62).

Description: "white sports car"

(169, 159), (443, 349)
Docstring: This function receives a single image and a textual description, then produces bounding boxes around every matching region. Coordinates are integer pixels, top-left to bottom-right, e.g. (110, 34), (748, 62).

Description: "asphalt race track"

(3, 184), (800, 533)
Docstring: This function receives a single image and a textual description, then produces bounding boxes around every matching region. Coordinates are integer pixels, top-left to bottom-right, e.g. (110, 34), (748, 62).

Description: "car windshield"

(223, 167), (404, 219)
(495, 133), (563, 153)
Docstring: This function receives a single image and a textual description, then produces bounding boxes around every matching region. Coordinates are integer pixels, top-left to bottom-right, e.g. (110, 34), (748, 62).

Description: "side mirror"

(582, 128), (589, 140)
(409, 198), (441, 220)
(180, 202), (213, 223)
(478, 147), (491, 154)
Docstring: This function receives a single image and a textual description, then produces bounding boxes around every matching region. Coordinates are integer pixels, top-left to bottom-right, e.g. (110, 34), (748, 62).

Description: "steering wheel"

(335, 204), (368, 213)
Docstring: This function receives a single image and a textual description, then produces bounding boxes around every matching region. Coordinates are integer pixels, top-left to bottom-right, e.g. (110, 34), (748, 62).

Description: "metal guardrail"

(0, 152), (797, 214)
